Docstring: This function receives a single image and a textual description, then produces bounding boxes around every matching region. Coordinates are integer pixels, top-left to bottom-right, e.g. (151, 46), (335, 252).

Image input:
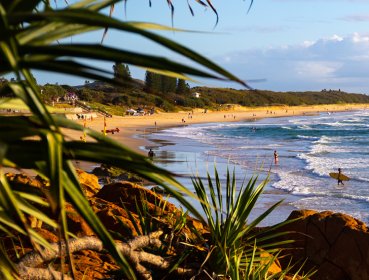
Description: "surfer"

(274, 150), (279, 164)
(337, 168), (344, 185)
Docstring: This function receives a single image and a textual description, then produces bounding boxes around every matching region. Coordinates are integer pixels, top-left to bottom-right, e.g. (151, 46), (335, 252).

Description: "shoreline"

(72, 103), (368, 164)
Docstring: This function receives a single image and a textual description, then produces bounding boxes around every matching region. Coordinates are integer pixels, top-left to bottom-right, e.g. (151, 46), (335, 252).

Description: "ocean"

(144, 109), (369, 226)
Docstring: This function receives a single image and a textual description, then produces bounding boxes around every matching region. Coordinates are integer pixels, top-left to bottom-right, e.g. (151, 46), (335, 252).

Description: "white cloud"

(217, 33), (369, 93)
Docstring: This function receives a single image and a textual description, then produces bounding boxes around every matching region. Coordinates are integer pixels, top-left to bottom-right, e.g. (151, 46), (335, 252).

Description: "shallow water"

(143, 109), (369, 226)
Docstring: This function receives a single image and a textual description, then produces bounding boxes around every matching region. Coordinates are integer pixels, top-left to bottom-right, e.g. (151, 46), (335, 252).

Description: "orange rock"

(95, 181), (177, 214)
(66, 203), (95, 236)
(76, 169), (101, 198)
(276, 210), (369, 280)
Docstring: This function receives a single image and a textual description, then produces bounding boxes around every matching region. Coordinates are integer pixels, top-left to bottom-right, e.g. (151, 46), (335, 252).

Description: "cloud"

(339, 14), (369, 22)
(217, 33), (369, 93)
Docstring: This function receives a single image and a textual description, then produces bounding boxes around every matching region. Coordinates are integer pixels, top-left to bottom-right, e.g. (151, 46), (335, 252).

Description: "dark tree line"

(144, 71), (190, 94)
(113, 62), (132, 86)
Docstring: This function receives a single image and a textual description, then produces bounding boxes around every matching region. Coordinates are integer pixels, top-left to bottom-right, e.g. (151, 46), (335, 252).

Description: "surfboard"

(329, 172), (350, 181)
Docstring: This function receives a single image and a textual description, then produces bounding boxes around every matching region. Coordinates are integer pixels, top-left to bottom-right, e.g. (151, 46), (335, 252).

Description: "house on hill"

(63, 92), (78, 101)
(192, 92), (201, 98)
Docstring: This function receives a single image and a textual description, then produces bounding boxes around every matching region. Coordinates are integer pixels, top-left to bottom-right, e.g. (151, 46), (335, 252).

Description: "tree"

(161, 75), (177, 93)
(113, 62), (132, 86)
(144, 71), (153, 92)
(176, 79), (190, 94)
(145, 71), (177, 94)
(144, 71), (161, 93)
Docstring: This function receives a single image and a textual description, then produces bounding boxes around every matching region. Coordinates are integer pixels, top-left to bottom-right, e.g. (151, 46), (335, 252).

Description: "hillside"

(69, 83), (369, 115)
(3, 78), (369, 115)
(193, 87), (369, 107)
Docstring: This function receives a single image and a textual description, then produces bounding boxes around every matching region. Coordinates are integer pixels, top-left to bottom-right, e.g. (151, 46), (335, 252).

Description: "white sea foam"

(344, 117), (362, 123)
(297, 135), (320, 140)
(291, 195), (369, 213)
(297, 152), (369, 176)
(297, 125), (313, 130)
(272, 170), (322, 194)
(310, 143), (352, 154)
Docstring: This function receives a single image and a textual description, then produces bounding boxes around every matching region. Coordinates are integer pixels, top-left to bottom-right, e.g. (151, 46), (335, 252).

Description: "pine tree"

(113, 62), (132, 86)
(124, 65), (131, 80)
(144, 71), (153, 92)
(176, 79), (188, 94)
(161, 76), (177, 93)
(151, 73), (162, 92)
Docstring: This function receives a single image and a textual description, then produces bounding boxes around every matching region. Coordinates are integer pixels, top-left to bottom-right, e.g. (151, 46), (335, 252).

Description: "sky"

(34, 0), (369, 93)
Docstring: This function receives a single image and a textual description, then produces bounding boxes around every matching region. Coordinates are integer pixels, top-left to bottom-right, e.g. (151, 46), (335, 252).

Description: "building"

(192, 92), (201, 98)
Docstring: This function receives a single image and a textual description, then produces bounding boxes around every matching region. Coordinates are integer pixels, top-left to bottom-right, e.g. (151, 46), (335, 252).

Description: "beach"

(72, 103), (368, 156)
(69, 103), (369, 226)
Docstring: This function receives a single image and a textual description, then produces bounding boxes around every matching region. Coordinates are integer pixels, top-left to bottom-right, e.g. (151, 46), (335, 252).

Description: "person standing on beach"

(148, 149), (155, 158)
(274, 150), (279, 164)
(337, 168), (344, 185)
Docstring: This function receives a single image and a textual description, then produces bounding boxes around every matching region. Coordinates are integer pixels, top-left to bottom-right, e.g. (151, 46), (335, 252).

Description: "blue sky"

(35, 0), (369, 93)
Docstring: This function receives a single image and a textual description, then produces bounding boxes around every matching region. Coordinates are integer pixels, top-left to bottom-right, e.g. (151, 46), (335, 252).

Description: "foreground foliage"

(0, 0), (247, 278)
(192, 168), (305, 279)
(0, 0), (313, 279)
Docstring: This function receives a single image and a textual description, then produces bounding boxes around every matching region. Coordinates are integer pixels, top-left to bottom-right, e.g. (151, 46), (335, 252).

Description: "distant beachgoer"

(274, 150), (279, 164)
(148, 149), (155, 158)
(337, 168), (344, 185)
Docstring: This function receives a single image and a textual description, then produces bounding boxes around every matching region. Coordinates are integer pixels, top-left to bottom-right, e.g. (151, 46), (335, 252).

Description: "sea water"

(145, 110), (369, 226)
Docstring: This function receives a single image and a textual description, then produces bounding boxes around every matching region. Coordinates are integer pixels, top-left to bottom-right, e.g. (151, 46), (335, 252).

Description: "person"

(337, 168), (344, 185)
(148, 149), (155, 158)
(274, 150), (279, 164)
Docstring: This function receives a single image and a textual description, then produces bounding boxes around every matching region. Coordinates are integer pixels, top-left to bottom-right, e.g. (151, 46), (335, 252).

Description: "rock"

(276, 210), (369, 280)
(92, 165), (143, 183)
(91, 166), (111, 177)
(76, 169), (101, 198)
(95, 181), (177, 214)
(91, 197), (141, 237)
(33, 228), (59, 243)
(259, 250), (282, 275)
(65, 203), (95, 237)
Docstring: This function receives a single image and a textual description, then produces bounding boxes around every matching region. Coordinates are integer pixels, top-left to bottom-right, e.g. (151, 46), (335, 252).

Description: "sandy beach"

(71, 103), (368, 160)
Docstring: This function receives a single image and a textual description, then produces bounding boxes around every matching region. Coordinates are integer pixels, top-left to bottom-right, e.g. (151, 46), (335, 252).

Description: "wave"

(272, 170), (322, 194)
(297, 125), (313, 130)
(297, 152), (369, 176)
(297, 135), (320, 140)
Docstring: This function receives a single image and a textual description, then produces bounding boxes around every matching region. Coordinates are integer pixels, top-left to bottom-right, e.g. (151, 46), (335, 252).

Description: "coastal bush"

(191, 167), (297, 278)
(40, 84), (67, 102)
(194, 87), (369, 107)
(0, 0), (248, 279)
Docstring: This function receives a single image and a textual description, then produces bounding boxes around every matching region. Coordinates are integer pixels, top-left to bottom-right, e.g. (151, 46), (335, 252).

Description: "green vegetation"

(191, 168), (286, 279)
(0, 0), (254, 279)
(78, 85), (369, 113)
(32, 82), (369, 115)
(195, 87), (369, 107)
(113, 62), (132, 86)
(0, 0), (353, 279)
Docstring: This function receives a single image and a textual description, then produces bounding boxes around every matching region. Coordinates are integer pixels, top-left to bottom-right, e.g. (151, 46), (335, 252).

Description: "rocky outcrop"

(92, 164), (144, 183)
(277, 210), (369, 280)
(5, 172), (207, 279)
(75, 168), (101, 197)
(8, 171), (369, 280)
(95, 181), (178, 214)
